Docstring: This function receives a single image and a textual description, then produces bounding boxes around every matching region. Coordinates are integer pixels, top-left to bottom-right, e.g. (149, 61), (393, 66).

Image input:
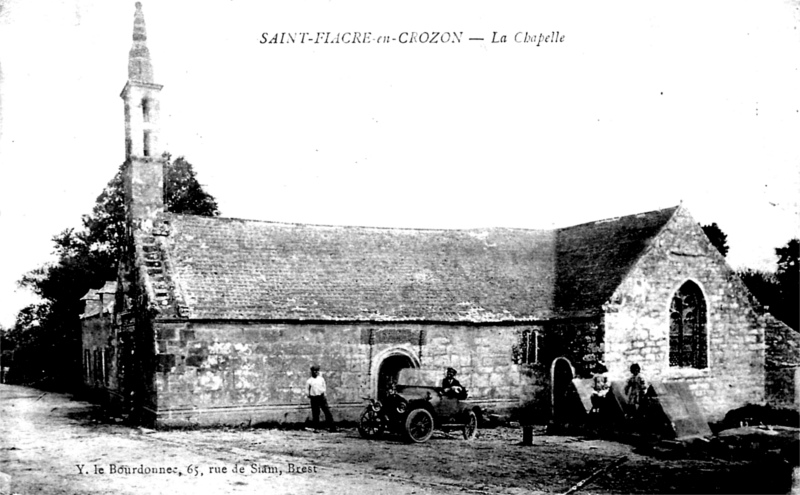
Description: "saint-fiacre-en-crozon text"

(259, 31), (565, 46)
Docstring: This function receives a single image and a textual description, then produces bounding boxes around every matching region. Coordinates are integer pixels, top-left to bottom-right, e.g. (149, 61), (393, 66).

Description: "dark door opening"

(551, 357), (578, 426)
(377, 354), (414, 401)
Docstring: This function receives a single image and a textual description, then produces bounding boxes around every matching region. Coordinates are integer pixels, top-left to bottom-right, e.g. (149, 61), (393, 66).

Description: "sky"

(0, 0), (798, 328)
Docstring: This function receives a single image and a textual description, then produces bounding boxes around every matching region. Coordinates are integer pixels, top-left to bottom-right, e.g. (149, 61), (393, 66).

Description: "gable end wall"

(603, 208), (765, 421)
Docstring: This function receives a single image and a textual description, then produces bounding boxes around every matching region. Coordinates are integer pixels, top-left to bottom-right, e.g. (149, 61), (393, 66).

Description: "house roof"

(98, 281), (118, 294)
(79, 281), (117, 319)
(80, 289), (98, 301)
(147, 206), (679, 322)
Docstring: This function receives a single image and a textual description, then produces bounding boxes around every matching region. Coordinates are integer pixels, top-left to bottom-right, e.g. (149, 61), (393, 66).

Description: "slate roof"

(80, 289), (98, 302)
(554, 206), (679, 315)
(79, 281), (118, 319)
(147, 206), (679, 322)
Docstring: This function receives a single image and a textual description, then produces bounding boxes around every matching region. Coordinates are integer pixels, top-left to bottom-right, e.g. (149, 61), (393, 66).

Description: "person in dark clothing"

(441, 367), (466, 399)
(624, 362), (650, 430)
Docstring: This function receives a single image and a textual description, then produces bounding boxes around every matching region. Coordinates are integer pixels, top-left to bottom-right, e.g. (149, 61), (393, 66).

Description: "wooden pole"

(521, 426), (534, 445)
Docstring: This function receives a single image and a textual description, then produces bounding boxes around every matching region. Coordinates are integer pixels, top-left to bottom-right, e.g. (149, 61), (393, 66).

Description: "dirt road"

(1, 384), (465, 495)
(0, 384), (792, 494)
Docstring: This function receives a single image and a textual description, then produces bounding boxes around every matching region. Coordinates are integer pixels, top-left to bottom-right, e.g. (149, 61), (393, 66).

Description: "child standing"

(624, 363), (647, 418)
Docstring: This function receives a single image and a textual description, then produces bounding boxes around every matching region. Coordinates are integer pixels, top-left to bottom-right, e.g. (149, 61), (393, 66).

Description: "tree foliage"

(0, 322), (12, 382)
(774, 239), (799, 331)
(9, 155), (219, 389)
(738, 269), (781, 310)
(163, 155), (220, 217)
(2, 303), (54, 384)
(82, 153), (219, 262)
(702, 223), (729, 258)
(775, 239), (798, 286)
(738, 239), (799, 331)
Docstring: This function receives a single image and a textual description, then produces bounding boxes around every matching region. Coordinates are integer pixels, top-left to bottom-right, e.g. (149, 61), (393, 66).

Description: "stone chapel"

(80, 3), (799, 428)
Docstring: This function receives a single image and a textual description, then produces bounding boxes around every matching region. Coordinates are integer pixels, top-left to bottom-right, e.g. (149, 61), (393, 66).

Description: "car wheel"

(404, 408), (434, 443)
(463, 410), (478, 441)
(358, 408), (383, 439)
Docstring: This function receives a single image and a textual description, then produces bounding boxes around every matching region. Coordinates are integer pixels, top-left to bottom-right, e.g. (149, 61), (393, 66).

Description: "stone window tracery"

(669, 281), (708, 369)
(514, 329), (541, 365)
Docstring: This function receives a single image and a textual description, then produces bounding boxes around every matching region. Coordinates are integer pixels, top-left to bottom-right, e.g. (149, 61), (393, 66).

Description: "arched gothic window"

(669, 281), (707, 369)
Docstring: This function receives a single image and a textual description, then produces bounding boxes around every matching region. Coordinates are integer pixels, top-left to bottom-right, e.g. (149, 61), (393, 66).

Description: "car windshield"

(397, 368), (440, 387)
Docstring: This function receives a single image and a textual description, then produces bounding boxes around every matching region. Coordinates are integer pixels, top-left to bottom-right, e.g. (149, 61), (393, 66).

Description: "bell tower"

(121, 2), (164, 226)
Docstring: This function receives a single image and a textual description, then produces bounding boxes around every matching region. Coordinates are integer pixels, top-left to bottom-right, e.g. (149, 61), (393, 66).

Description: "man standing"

(306, 365), (336, 432)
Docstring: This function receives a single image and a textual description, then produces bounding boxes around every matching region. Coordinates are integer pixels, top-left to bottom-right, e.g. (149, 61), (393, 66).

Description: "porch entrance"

(377, 354), (415, 401)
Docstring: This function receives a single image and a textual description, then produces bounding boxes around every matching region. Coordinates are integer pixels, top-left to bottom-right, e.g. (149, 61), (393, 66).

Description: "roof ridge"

(556, 205), (680, 232)
(160, 212), (551, 234)
(161, 207), (680, 234)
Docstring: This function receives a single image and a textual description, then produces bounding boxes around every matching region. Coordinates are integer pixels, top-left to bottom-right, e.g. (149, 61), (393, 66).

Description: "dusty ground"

(0, 384), (795, 494)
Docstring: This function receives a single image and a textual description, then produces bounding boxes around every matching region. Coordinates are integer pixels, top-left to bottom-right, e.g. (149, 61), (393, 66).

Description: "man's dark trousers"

(310, 394), (335, 430)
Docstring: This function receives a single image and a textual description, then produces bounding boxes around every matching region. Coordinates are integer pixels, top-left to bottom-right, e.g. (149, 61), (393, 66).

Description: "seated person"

(441, 367), (467, 399)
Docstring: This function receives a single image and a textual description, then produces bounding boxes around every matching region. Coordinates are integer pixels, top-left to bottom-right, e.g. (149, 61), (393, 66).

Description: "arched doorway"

(550, 357), (576, 425)
(377, 354), (414, 401)
(371, 348), (420, 401)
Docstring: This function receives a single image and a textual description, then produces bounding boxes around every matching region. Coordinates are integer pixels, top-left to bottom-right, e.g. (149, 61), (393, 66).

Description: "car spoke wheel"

(358, 408), (383, 439)
(404, 408), (434, 443)
(463, 410), (478, 441)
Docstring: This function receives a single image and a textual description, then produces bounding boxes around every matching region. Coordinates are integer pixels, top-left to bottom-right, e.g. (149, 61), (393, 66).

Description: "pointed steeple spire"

(128, 2), (154, 83)
(121, 2), (164, 228)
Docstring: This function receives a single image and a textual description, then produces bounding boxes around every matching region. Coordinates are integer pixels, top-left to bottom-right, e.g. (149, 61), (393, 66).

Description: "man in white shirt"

(306, 365), (336, 432)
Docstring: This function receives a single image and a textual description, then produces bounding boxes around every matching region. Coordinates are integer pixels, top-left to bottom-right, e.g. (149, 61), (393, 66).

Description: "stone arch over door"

(550, 356), (576, 424)
(371, 347), (420, 401)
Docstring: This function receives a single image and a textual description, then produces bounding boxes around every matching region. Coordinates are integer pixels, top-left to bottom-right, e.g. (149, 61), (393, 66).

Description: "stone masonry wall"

(541, 319), (605, 379)
(151, 321), (533, 426)
(515, 318), (605, 424)
(603, 208), (765, 421)
(81, 315), (119, 395)
(764, 313), (800, 407)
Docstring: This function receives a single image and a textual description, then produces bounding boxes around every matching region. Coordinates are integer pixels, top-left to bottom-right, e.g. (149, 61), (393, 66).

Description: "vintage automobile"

(358, 370), (480, 443)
